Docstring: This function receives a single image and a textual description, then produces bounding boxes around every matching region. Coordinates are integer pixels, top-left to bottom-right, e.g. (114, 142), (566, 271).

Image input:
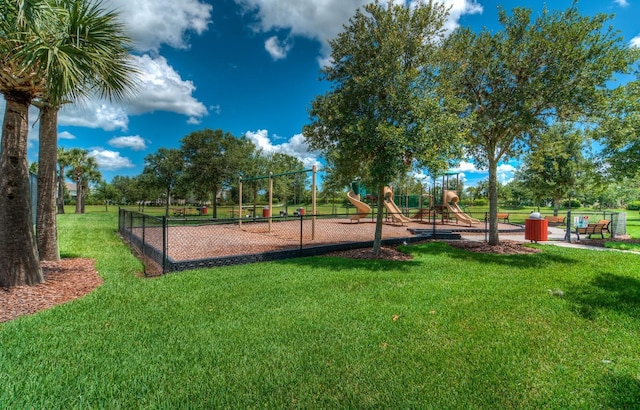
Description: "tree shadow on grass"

(405, 241), (580, 270)
(280, 254), (419, 272)
(281, 241), (577, 272)
(565, 272), (640, 320)
(598, 373), (640, 409)
(60, 252), (83, 258)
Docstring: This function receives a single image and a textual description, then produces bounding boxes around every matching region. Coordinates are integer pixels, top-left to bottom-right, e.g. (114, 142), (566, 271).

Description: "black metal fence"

(118, 208), (433, 275)
(118, 207), (627, 276)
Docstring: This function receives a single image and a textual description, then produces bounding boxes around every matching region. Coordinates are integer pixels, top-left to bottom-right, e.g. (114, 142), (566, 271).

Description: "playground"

(124, 168), (615, 273)
(120, 168), (627, 274)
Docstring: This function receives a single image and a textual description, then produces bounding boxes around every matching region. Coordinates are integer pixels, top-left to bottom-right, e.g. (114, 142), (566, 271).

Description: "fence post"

(611, 212), (616, 239)
(142, 214), (146, 248)
(300, 213), (304, 250)
(162, 216), (168, 274)
(128, 210), (134, 241)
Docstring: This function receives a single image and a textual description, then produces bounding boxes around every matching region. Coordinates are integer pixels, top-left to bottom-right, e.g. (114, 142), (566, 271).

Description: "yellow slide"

(443, 190), (480, 226)
(347, 190), (371, 222)
(383, 186), (412, 224)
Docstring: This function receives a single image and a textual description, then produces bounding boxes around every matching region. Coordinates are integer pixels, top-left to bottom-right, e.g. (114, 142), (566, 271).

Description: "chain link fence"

(119, 208), (437, 275)
(118, 207), (627, 276)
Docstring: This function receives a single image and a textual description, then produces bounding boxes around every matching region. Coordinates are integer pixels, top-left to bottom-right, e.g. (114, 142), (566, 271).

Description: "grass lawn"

(2, 211), (639, 408)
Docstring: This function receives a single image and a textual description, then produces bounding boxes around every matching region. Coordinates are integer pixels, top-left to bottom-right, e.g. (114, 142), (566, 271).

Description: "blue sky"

(4, 0), (638, 187)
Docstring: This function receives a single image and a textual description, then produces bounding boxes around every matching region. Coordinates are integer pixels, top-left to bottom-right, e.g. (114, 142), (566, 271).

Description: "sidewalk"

(463, 226), (618, 252)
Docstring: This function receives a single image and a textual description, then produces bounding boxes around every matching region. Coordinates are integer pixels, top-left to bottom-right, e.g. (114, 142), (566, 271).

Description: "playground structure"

(344, 171), (480, 227)
(346, 190), (371, 222)
(443, 190), (481, 226)
(238, 166), (317, 238)
(383, 186), (412, 224)
(346, 184), (411, 224)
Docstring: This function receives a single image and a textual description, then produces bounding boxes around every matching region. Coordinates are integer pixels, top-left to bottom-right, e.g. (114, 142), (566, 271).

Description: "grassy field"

(1, 210), (639, 407)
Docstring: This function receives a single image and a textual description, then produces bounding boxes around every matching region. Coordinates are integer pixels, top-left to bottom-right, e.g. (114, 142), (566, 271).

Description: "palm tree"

(0, 0), (136, 285)
(65, 148), (101, 214)
(0, 0), (53, 286)
(35, 0), (137, 261)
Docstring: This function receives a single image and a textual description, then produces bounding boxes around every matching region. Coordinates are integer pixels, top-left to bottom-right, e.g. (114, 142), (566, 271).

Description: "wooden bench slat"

(575, 223), (607, 240)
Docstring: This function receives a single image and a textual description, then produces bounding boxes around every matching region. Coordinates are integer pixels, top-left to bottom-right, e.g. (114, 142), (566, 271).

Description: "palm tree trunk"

(57, 166), (65, 214)
(36, 104), (61, 261)
(75, 180), (82, 214)
(0, 97), (44, 287)
(81, 182), (87, 213)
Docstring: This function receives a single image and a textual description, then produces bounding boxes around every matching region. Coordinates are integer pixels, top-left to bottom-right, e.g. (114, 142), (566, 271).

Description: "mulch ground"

(0, 258), (102, 323)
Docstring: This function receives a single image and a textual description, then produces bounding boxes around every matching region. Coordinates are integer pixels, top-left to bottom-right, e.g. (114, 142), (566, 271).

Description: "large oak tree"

(439, 4), (635, 245)
(304, 0), (463, 254)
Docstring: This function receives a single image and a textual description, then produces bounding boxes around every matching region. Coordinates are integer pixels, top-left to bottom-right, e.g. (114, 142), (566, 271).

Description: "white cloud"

(614, 0), (629, 7)
(88, 148), (136, 171)
(265, 36), (292, 60)
(236, 0), (482, 61)
(439, 0), (483, 34)
(59, 102), (129, 131)
(57, 54), (210, 129)
(108, 135), (147, 151)
(497, 163), (516, 184)
(125, 54), (208, 123)
(630, 35), (640, 48)
(453, 160), (481, 173)
(210, 104), (222, 115)
(245, 129), (322, 169)
(105, 0), (213, 52)
(448, 160), (517, 185)
(58, 131), (76, 140)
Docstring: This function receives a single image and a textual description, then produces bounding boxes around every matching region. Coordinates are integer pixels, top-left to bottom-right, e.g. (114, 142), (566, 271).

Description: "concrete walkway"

(463, 226), (634, 252)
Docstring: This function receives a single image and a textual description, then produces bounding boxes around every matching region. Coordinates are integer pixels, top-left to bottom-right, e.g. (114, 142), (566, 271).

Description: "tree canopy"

(439, 4), (636, 245)
(304, 0), (463, 253)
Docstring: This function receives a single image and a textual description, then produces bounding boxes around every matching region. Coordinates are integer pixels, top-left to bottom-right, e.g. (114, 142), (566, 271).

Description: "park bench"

(172, 207), (198, 217)
(485, 213), (510, 223)
(597, 219), (612, 234)
(574, 221), (609, 240)
(545, 215), (566, 226)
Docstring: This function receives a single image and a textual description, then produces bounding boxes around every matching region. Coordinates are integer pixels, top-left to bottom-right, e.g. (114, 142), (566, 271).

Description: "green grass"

(605, 241), (640, 251)
(3, 212), (640, 408)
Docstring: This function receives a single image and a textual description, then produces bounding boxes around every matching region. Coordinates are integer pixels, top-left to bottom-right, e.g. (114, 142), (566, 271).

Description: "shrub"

(563, 199), (581, 208)
(627, 201), (640, 211)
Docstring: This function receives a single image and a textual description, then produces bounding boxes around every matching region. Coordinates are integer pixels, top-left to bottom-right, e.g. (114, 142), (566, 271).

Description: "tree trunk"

(81, 183), (86, 213)
(0, 97), (44, 287)
(488, 156), (500, 246)
(57, 165), (65, 214)
(36, 104), (61, 261)
(373, 184), (385, 255)
(165, 187), (171, 217)
(211, 183), (218, 218)
(553, 196), (560, 216)
(75, 180), (82, 214)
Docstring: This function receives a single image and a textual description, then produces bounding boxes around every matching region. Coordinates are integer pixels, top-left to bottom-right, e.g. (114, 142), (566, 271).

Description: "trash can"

(297, 207), (305, 216)
(262, 206), (270, 217)
(201, 206), (207, 215)
(524, 215), (548, 243)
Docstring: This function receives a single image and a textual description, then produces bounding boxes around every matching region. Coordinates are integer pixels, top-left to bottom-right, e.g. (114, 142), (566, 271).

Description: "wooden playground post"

(238, 176), (243, 228)
(312, 165), (317, 240)
(268, 172), (273, 232)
